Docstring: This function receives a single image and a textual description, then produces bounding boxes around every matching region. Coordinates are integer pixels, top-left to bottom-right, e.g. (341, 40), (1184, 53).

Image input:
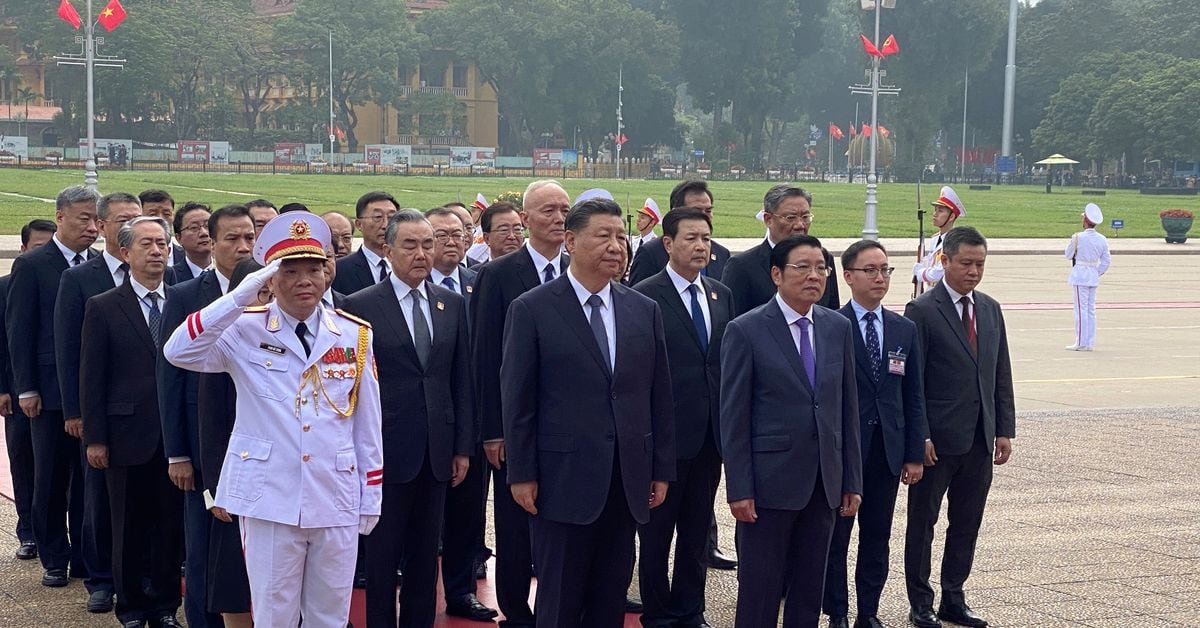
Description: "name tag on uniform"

(260, 343), (286, 355)
(888, 350), (906, 376)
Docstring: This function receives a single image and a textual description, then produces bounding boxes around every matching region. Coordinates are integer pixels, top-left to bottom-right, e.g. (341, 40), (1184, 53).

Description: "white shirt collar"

(213, 268), (232, 295)
(665, 263), (703, 298)
(389, 274), (427, 302)
(185, 256), (207, 278)
(322, 288), (335, 309)
(525, 241), (562, 277)
(101, 250), (125, 277)
(775, 293), (813, 325)
(277, 305), (322, 337)
(130, 277), (165, 301)
(766, 234), (778, 248)
(52, 235), (85, 264)
(360, 245), (389, 272)
(943, 282), (973, 305)
(430, 266), (461, 288)
(849, 299), (883, 322)
(566, 267), (611, 310)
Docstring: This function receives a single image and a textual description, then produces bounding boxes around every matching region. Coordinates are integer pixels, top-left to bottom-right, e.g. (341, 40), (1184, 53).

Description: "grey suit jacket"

(720, 298), (862, 511)
(904, 282), (1015, 456)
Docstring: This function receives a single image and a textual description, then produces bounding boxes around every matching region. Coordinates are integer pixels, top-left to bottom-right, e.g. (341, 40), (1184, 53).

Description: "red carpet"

(0, 421), (643, 626)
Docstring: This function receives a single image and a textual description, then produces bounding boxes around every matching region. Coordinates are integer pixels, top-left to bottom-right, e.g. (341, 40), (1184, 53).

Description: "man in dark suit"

(470, 179), (571, 627)
(628, 180), (730, 285)
(425, 206), (497, 620)
(81, 216), (185, 628)
(170, 202), (213, 282)
(139, 189), (185, 268)
(333, 191), (400, 295)
(722, 184), (839, 317)
(903, 226), (1015, 628)
(823, 240), (928, 628)
(6, 185), (100, 588)
(502, 197), (675, 627)
(54, 191), (144, 611)
(632, 208), (733, 628)
(245, 198), (278, 237)
(158, 203), (256, 628)
(2, 220), (57, 562)
(342, 209), (476, 628)
(720, 234), (863, 627)
(480, 201), (526, 262)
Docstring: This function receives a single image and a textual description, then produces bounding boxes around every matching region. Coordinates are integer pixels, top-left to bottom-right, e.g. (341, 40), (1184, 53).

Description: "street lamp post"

(849, 0), (899, 241)
(615, 65), (624, 180)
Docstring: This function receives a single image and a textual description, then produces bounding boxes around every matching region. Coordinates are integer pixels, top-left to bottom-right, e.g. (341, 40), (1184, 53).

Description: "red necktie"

(959, 296), (977, 355)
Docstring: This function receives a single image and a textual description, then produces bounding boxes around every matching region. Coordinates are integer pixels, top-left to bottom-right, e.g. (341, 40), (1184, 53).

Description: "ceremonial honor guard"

(630, 197), (662, 260)
(1065, 203), (1111, 351)
(164, 214), (384, 627)
(912, 186), (963, 290)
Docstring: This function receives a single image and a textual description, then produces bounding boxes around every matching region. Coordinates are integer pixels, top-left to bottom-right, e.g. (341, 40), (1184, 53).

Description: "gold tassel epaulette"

(334, 308), (372, 328)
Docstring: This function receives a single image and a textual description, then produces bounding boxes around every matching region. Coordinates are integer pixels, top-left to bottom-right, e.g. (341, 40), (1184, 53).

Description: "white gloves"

(231, 259), (281, 307)
(358, 515), (380, 536)
(913, 262), (925, 280)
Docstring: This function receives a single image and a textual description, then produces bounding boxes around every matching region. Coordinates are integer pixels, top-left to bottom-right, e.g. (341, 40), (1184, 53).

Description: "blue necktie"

(441, 276), (457, 293)
(543, 263), (555, 284)
(146, 293), (162, 347)
(863, 311), (882, 381)
(796, 318), (816, 388)
(688, 284), (708, 354)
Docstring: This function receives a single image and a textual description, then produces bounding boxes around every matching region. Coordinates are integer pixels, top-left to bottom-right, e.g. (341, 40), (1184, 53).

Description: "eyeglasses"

(434, 230), (466, 243)
(489, 226), (524, 238)
(845, 266), (895, 278)
(362, 212), (396, 223)
(783, 263), (831, 277)
(770, 212), (814, 224)
(180, 223), (209, 233)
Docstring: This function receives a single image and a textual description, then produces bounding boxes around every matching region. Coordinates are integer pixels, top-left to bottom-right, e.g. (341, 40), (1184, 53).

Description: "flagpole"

(960, 65), (968, 181)
(615, 65), (623, 180)
(861, 0), (882, 240)
(328, 30), (335, 157)
(83, 0), (97, 190)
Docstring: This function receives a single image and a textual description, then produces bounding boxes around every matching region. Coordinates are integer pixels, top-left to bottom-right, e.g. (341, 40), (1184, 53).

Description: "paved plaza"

(1, 242), (1197, 626)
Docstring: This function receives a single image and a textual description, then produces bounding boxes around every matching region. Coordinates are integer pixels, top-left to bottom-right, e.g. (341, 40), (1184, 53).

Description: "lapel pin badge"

(710, 291), (718, 301)
(436, 301), (445, 311)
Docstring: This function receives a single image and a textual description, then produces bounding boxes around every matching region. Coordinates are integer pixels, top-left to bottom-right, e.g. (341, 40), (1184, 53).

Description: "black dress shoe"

(122, 621), (146, 628)
(87, 589), (115, 613)
(624, 596), (644, 613)
(938, 603), (987, 627)
(445, 594), (500, 621)
(854, 616), (885, 628)
(15, 541), (37, 560)
(153, 615), (185, 628)
(909, 606), (942, 628)
(41, 569), (69, 587)
(827, 616), (850, 628)
(706, 547), (738, 570)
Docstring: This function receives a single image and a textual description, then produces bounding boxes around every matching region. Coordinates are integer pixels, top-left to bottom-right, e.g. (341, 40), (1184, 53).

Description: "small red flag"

(57, 0), (82, 29)
(829, 123), (844, 141)
(878, 124), (891, 138)
(862, 124), (872, 137)
(859, 34), (883, 58)
(849, 124), (857, 138)
(617, 134), (629, 146)
(880, 34), (900, 57)
(97, 0), (127, 32)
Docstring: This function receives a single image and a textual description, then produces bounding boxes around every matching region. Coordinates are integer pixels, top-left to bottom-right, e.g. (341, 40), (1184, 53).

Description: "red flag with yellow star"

(97, 0), (127, 32)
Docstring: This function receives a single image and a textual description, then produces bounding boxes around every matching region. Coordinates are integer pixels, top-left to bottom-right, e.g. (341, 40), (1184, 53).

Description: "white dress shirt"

(184, 256), (207, 279)
(666, 264), (710, 341)
(214, 268), (232, 295)
(361, 246), (391, 283)
(52, 234), (87, 266)
(390, 275), (434, 341)
(942, 282), (976, 334)
(849, 299), (885, 362)
(567, 269), (616, 371)
(102, 250), (127, 285)
(430, 267), (464, 294)
(775, 293), (815, 356)
(277, 306), (321, 350)
(526, 241), (563, 284)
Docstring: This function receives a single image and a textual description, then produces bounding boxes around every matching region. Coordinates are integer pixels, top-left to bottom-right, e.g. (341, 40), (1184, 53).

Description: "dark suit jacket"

(628, 237), (730, 286)
(722, 240), (839, 316)
(0, 276), (12, 398)
(633, 271), (732, 460)
(157, 270), (223, 462)
(171, 256), (196, 283)
(904, 282), (1015, 456)
(332, 248), (378, 295)
(500, 276), (675, 525)
(79, 283), (163, 467)
(5, 241), (93, 411)
(839, 303), (928, 474)
(342, 280), (475, 484)
(469, 246), (569, 441)
(720, 300), (862, 510)
(197, 371), (236, 494)
(53, 254), (118, 421)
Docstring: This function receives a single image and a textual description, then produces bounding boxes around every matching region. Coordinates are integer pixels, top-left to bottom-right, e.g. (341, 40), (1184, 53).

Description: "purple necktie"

(796, 318), (815, 388)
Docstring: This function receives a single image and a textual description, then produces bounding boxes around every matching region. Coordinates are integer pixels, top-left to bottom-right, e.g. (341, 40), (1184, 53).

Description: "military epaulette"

(243, 305), (270, 314)
(334, 308), (372, 328)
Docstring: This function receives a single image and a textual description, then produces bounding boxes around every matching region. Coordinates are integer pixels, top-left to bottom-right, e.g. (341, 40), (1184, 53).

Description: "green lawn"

(0, 167), (1194, 238)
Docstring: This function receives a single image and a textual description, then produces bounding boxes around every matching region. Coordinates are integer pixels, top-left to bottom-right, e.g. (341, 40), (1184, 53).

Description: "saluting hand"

(511, 481), (538, 515)
(230, 259), (282, 307)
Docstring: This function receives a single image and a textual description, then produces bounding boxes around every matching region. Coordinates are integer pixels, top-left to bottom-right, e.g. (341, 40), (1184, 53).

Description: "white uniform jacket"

(163, 293), (384, 528)
(1065, 228), (1111, 287)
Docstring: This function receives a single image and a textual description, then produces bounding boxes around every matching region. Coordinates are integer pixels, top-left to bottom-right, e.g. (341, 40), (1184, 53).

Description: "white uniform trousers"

(1072, 284), (1098, 348)
(239, 516), (357, 627)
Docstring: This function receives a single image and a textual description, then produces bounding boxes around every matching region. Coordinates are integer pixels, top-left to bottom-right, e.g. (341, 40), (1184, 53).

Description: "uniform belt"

(1075, 260), (1101, 268)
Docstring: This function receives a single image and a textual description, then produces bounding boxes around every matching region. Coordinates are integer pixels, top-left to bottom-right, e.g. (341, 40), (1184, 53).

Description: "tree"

(276, 0), (425, 152)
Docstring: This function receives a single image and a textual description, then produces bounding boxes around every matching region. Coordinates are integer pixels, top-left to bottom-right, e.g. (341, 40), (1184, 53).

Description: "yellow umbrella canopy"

(1035, 154), (1080, 165)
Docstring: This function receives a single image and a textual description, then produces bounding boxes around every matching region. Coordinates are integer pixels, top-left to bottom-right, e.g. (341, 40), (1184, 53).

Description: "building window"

(398, 66), (410, 86)
(419, 64), (444, 88)
(397, 113), (414, 135)
(452, 65), (468, 89)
